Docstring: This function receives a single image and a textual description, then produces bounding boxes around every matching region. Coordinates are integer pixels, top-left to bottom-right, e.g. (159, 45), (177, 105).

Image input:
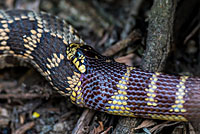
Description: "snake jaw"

(66, 43), (80, 60)
(66, 43), (87, 73)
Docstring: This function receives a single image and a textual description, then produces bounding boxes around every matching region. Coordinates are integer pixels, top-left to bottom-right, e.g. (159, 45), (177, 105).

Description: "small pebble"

(53, 122), (64, 132)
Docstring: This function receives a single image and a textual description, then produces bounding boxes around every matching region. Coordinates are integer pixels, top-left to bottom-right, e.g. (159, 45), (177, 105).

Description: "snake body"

(0, 10), (200, 122)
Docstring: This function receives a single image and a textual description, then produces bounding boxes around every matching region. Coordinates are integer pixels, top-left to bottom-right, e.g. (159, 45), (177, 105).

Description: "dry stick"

(113, 0), (177, 134)
(13, 121), (35, 134)
(0, 93), (50, 99)
(102, 30), (141, 56)
(184, 23), (200, 44)
(150, 121), (179, 133)
(72, 109), (95, 134)
(0, 118), (10, 126)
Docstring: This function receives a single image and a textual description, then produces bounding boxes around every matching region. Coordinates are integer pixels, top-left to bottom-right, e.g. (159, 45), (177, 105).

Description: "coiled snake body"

(0, 10), (200, 122)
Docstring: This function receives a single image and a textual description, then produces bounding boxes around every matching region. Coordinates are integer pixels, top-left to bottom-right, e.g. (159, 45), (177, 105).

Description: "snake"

(0, 9), (199, 122)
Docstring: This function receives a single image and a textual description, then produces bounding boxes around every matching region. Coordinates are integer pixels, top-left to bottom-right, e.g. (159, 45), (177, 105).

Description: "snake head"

(77, 45), (105, 60)
(66, 43), (107, 74)
(66, 43), (94, 74)
(66, 43), (84, 60)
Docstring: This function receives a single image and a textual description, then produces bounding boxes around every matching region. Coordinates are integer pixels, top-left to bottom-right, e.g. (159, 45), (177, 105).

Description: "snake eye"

(76, 51), (82, 57)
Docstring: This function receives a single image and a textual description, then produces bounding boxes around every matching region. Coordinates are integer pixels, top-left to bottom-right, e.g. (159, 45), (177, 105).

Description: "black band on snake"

(0, 10), (200, 122)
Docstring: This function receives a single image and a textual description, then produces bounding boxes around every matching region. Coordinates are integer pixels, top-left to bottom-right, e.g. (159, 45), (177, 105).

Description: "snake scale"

(0, 10), (200, 122)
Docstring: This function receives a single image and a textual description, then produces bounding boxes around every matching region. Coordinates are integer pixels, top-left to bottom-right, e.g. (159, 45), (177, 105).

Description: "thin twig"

(72, 109), (95, 134)
(0, 93), (50, 99)
(102, 30), (141, 56)
(184, 23), (200, 44)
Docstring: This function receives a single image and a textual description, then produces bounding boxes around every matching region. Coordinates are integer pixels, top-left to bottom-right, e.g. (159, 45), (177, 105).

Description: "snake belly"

(0, 10), (200, 122)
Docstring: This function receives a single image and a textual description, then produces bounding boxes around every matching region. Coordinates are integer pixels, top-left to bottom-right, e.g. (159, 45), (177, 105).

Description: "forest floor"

(0, 0), (199, 134)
